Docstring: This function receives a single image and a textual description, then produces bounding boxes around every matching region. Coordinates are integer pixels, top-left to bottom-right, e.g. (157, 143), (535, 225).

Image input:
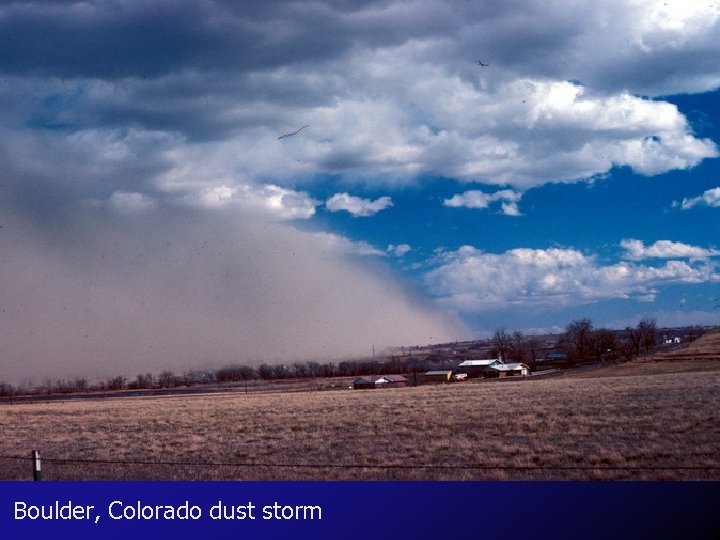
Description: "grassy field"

(2, 358), (719, 481)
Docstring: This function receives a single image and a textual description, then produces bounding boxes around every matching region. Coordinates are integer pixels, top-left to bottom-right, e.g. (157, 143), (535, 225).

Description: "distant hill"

(643, 327), (720, 362)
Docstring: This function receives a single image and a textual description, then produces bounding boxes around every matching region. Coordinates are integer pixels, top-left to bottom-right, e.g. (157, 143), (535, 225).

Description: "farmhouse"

(457, 359), (504, 378)
(374, 375), (408, 388)
(352, 375), (408, 390)
(490, 363), (530, 377)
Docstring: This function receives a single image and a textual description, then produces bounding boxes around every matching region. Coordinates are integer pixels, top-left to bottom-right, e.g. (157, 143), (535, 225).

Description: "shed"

(353, 377), (376, 390)
(542, 351), (568, 363)
(423, 370), (453, 383)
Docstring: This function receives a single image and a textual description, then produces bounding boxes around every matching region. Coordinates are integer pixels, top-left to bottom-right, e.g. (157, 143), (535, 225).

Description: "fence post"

(32, 450), (42, 481)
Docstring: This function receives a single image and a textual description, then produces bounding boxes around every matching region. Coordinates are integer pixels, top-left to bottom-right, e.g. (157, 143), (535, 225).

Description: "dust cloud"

(0, 205), (465, 383)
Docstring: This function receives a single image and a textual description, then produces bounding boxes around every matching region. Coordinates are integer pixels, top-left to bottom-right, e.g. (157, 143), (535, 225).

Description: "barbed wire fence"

(2, 451), (719, 481)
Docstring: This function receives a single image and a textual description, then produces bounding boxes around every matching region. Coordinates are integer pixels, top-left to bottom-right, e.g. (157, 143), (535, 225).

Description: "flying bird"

(475, 60), (490, 67)
(278, 125), (310, 140)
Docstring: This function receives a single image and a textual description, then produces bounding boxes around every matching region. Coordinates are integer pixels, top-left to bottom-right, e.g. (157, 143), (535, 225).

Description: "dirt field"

(2, 357), (719, 481)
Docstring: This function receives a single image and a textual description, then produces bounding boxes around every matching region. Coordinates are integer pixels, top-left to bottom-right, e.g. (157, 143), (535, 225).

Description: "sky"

(1, 0), (720, 381)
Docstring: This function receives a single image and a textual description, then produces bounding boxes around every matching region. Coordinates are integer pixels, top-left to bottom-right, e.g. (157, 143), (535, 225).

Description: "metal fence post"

(32, 450), (42, 481)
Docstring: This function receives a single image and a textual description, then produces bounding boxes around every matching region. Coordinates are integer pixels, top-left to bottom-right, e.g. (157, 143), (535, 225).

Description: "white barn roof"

(458, 359), (503, 367)
(492, 363), (529, 371)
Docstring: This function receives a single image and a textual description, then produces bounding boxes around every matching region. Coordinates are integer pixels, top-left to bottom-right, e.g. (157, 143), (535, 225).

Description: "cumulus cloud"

(189, 183), (318, 220)
(500, 201), (522, 217)
(310, 231), (385, 257)
(325, 193), (393, 217)
(621, 239), (720, 260)
(1, 1), (717, 194)
(676, 186), (720, 210)
(443, 189), (523, 216)
(425, 245), (720, 313)
(388, 244), (412, 257)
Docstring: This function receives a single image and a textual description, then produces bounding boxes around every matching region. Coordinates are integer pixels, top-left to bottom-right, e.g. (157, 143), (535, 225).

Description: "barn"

(457, 359), (504, 378)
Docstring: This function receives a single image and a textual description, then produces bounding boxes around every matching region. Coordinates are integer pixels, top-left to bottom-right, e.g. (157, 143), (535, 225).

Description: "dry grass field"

(2, 357), (719, 481)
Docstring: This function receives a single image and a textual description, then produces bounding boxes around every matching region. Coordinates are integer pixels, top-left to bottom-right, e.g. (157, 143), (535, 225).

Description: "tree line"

(492, 317), (696, 369)
(0, 355), (457, 397)
(0, 318), (708, 398)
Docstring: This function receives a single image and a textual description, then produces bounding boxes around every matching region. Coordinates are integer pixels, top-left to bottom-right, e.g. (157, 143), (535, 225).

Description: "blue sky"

(1, 0), (719, 380)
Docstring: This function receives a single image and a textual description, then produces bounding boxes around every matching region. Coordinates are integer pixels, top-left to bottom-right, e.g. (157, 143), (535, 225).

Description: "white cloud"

(677, 186), (720, 210)
(191, 183), (317, 220)
(207, 71), (715, 192)
(500, 201), (522, 217)
(325, 193), (393, 217)
(444, 189), (523, 216)
(2, 1), (718, 202)
(425, 245), (720, 313)
(621, 239), (720, 260)
(388, 244), (412, 257)
(310, 232), (385, 257)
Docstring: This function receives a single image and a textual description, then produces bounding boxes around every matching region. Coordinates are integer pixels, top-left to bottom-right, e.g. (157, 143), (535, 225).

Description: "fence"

(3, 451), (719, 481)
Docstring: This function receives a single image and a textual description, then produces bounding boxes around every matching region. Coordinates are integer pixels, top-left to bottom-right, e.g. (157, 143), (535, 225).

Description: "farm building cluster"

(352, 359), (531, 389)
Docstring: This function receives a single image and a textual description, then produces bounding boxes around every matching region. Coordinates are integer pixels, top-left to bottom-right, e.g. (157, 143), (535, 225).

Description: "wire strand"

(1, 453), (718, 471)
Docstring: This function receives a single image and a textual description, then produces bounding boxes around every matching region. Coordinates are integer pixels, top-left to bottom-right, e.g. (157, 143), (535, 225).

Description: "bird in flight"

(278, 125), (310, 140)
(475, 60), (490, 67)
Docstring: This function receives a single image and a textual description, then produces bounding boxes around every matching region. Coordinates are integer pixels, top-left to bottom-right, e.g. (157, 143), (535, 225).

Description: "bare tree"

(563, 318), (594, 362)
(638, 317), (658, 352)
(526, 335), (541, 370)
(132, 373), (155, 389)
(617, 336), (636, 362)
(493, 328), (511, 362)
(507, 330), (527, 363)
(158, 370), (176, 388)
(590, 328), (616, 362)
(106, 375), (127, 391)
(624, 325), (643, 357)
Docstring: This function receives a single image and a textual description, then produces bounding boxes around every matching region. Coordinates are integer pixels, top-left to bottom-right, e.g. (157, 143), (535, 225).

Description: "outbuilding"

(353, 377), (376, 390)
(423, 370), (453, 383)
(457, 359), (504, 378)
(542, 351), (568, 363)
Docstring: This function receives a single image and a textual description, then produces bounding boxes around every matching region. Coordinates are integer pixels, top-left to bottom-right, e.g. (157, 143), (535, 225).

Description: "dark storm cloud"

(0, 0), (453, 80)
(0, 0), (462, 139)
(0, 1), (215, 78)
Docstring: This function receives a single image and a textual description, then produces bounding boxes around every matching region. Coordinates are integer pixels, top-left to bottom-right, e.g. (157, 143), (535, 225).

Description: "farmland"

(2, 358), (719, 481)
